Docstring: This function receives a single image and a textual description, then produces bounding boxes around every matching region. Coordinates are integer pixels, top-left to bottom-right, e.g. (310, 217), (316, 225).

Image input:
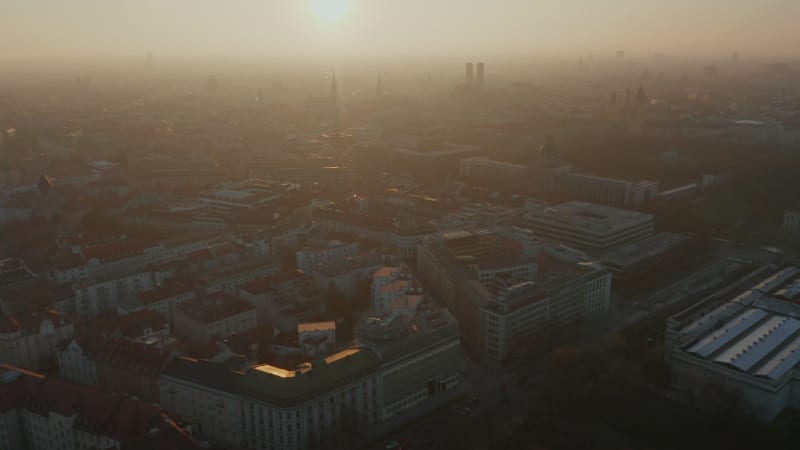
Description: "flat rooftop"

(297, 321), (336, 333)
(601, 232), (691, 267)
(236, 348), (380, 405)
(358, 299), (460, 364)
(526, 201), (653, 231)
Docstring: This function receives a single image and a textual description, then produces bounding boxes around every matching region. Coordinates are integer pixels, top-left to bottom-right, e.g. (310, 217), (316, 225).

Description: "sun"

(309, 0), (352, 23)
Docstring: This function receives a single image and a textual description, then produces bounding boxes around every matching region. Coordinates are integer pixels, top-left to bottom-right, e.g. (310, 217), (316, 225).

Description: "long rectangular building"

(667, 266), (800, 421)
(522, 201), (654, 255)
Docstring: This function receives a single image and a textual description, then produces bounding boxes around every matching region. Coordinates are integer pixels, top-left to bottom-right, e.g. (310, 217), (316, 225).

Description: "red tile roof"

(0, 364), (198, 447)
(0, 308), (68, 334)
(178, 292), (255, 325)
(139, 281), (194, 305)
(82, 242), (145, 263)
(240, 269), (306, 295)
(76, 337), (172, 373)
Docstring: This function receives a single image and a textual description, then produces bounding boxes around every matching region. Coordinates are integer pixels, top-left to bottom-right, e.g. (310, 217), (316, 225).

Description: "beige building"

(522, 201), (654, 255)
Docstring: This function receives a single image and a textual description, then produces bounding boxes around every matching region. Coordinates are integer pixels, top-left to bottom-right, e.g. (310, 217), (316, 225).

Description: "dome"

(538, 136), (559, 160)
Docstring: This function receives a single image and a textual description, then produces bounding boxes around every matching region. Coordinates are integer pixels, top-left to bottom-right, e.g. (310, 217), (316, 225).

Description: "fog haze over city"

(2, 0), (800, 63)
(3, 2), (800, 450)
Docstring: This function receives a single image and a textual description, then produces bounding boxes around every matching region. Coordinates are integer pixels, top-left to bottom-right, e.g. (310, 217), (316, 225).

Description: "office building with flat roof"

(600, 232), (693, 281)
(358, 297), (461, 419)
(522, 201), (654, 255)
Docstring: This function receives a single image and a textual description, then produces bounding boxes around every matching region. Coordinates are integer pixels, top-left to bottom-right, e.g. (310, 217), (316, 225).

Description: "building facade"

(522, 201), (654, 255)
(0, 309), (74, 371)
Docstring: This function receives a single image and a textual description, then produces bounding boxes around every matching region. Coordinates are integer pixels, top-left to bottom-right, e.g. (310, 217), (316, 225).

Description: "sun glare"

(309, 0), (351, 23)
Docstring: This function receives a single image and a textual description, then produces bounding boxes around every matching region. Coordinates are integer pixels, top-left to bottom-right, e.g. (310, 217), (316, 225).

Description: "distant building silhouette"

(624, 85), (630, 108)
(704, 65), (719, 77)
(376, 75), (384, 98)
(616, 50), (625, 61)
(634, 86), (647, 108)
(146, 50), (154, 69)
(732, 50), (739, 63)
(330, 71), (341, 128)
(476, 62), (485, 89)
(330, 70), (339, 99)
(207, 75), (219, 94)
(466, 62), (474, 84)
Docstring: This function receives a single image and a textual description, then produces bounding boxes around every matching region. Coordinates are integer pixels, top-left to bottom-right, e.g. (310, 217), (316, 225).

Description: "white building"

(160, 357), (245, 448)
(567, 173), (658, 207)
(56, 339), (99, 386)
(0, 309), (74, 371)
(295, 240), (358, 274)
(460, 260), (611, 363)
(358, 299), (462, 419)
(522, 201), (654, 255)
(72, 270), (163, 318)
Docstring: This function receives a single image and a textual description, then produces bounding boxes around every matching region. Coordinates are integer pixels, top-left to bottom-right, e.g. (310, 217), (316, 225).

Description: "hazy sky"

(2, 0), (798, 61)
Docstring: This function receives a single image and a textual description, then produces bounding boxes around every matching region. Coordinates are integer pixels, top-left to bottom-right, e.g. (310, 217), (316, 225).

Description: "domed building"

(526, 136), (573, 192)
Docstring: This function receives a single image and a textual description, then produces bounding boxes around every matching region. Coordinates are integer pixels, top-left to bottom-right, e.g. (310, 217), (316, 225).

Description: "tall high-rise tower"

(376, 75), (384, 98)
(732, 50), (739, 63)
(330, 71), (341, 129)
(466, 62), (474, 84)
(476, 62), (485, 88)
(330, 70), (339, 100)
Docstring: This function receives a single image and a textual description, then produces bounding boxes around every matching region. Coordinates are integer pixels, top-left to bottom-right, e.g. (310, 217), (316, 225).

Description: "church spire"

(37, 173), (53, 195)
